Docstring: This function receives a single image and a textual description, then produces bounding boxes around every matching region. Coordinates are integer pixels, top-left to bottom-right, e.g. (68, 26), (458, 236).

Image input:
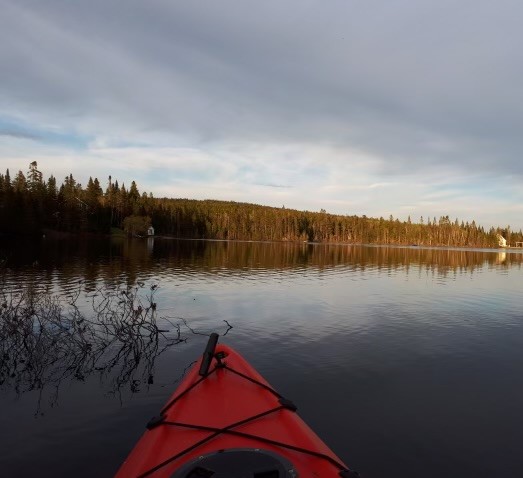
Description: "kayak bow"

(116, 333), (359, 477)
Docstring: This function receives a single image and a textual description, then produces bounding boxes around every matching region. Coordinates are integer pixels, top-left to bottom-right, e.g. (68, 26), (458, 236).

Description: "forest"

(0, 162), (521, 248)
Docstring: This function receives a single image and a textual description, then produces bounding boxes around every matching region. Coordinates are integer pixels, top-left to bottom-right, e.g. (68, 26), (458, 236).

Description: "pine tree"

(13, 171), (28, 193)
(4, 169), (12, 191)
(47, 175), (57, 197)
(27, 161), (43, 193)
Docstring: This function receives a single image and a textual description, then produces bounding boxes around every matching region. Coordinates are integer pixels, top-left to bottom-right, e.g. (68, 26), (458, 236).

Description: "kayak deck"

(116, 335), (357, 477)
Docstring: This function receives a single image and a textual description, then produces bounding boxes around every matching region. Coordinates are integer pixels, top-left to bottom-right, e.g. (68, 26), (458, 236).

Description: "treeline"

(1, 162), (521, 247)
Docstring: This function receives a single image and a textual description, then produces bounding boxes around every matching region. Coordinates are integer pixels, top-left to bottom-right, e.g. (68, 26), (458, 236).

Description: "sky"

(1, 0), (523, 230)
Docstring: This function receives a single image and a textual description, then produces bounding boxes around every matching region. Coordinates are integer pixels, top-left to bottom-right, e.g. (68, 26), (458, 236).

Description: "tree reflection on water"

(0, 278), (231, 414)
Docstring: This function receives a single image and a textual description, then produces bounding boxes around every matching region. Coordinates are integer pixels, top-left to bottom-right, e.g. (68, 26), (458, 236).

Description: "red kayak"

(116, 334), (359, 477)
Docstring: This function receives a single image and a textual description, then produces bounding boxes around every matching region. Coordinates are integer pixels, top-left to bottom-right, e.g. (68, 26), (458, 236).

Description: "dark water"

(1, 237), (523, 477)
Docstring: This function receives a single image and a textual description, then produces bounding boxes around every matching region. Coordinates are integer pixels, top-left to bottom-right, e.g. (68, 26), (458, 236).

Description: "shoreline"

(2, 228), (522, 252)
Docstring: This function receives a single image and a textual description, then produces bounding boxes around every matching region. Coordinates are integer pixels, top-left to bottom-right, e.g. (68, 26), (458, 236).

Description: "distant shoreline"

(3, 229), (522, 253)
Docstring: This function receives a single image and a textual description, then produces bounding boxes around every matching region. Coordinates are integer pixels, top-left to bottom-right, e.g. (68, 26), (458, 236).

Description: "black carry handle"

(199, 333), (219, 376)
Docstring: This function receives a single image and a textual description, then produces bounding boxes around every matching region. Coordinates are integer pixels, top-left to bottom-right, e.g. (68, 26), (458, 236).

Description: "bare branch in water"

(173, 316), (233, 337)
(0, 280), (233, 414)
(223, 320), (233, 336)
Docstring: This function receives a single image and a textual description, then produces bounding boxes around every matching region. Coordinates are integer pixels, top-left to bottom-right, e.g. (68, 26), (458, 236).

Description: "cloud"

(0, 129), (40, 140)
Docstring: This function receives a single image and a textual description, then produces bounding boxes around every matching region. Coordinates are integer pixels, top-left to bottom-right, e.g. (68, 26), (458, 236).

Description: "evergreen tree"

(27, 161), (43, 193)
(4, 169), (12, 192)
(85, 176), (103, 208)
(47, 175), (57, 198)
(13, 171), (28, 193)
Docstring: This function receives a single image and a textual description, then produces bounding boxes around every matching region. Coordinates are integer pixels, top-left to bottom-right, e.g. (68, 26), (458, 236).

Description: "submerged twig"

(0, 279), (233, 414)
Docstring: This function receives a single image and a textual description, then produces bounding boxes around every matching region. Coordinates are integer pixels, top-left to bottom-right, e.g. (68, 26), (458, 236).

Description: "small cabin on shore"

(147, 226), (155, 237)
(497, 234), (507, 247)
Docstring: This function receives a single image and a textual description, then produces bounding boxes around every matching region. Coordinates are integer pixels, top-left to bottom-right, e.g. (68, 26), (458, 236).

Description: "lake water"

(1, 237), (523, 477)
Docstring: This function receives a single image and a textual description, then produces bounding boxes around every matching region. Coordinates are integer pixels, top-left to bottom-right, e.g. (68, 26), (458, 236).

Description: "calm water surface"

(1, 237), (523, 477)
